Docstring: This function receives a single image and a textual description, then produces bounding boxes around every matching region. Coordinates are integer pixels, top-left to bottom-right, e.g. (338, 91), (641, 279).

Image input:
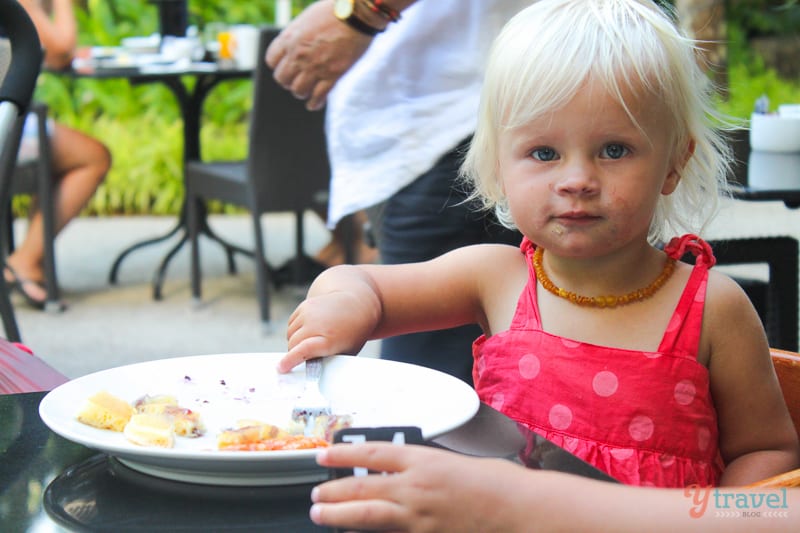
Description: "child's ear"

(662, 139), (696, 195)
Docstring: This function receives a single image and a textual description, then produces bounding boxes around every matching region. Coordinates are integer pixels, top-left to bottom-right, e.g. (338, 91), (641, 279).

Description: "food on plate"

(217, 421), (330, 451)
(133, 394), (178, 413)
(76, 390), (135, 432)
(217, 414), (355, 451)
(217, 421), (289, 449)
(220, 434), (330, 451)
(134, 394), (206, 437)
(75, 390), (354, 451)
(312, 413), (355, 441)
(124, 413), (175, 448)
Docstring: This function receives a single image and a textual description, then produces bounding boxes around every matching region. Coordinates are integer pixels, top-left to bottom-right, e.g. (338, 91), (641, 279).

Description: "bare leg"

(314, 210), (379, 266)
(5, 123), (111, 301)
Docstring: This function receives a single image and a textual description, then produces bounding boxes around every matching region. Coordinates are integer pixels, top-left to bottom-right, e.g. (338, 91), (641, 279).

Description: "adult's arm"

(19, 0), (77, 70)
(265, 0), (416, 111)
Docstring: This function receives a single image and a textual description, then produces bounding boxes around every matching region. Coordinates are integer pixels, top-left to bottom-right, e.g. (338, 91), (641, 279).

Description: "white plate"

(39, 353), (479, 486)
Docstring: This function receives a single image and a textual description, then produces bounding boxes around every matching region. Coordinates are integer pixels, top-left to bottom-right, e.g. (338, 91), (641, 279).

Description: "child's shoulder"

(449, 242), (525, 261)
(703, 268), (767, 344)
(436, 242), (528, 281)
(705, 268), (757, 307)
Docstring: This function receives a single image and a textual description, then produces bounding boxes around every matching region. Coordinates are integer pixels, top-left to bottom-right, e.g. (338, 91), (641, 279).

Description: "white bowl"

(750, 113), (800, 153)
(121, 35), (161, 54)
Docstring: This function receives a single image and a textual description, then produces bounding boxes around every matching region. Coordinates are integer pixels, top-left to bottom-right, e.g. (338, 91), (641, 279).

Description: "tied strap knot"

(664, 234), (716, 268)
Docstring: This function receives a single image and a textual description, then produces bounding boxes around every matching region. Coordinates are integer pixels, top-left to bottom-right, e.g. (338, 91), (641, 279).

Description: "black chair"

(710, 128), (800, 351)
(185, 27), (335, 329)
(709, 237), (798, 351)
(4, 101), (61, 311)
(0, 0), (44, 341)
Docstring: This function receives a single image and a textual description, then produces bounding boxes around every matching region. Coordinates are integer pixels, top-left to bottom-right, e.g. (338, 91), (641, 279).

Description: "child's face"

(497, 82), (681, 258)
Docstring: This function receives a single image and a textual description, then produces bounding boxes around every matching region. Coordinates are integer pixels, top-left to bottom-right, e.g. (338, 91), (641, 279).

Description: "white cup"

(231, 25), (259, 70)
(779, 104), (800, 118)
(276, 0), (293, 28)
(750, 112), (800, 153)
(748, 151), (800, 190)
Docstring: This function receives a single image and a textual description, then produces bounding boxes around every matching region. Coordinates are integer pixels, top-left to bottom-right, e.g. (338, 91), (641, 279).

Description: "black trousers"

(376, 138), (522, 385)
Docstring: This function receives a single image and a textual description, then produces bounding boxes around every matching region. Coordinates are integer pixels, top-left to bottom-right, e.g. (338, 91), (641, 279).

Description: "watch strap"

(343, 12), (383, 36)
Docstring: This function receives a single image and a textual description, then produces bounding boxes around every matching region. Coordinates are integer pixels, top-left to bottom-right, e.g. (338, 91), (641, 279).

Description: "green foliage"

(721, 1), (800, 120)
(29, 1), (800, 216)
(722, 64), (800, 120)
(30, 1), (312, 216)
(726, 0), (800, 38)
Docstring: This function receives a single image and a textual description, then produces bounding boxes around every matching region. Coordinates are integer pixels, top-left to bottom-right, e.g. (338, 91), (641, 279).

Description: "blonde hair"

(461, 0), (732, 244)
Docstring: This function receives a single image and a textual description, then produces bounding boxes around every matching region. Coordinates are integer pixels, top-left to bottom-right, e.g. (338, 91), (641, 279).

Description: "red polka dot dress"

(472, 235), (724, 487)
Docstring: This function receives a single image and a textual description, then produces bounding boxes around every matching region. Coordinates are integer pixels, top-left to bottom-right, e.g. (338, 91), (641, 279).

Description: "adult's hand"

(265, 0), (373, 111)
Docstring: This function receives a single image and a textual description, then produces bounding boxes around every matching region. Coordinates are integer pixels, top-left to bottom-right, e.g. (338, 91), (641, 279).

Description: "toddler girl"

(280, 0), (799, 489)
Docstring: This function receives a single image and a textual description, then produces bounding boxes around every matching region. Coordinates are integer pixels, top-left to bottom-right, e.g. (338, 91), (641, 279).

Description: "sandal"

(4, 265), (48, 311)
(271, 256), (329, 288)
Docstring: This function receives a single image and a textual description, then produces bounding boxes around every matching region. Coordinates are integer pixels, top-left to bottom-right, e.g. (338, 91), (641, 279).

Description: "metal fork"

(291, 358), (332, 436)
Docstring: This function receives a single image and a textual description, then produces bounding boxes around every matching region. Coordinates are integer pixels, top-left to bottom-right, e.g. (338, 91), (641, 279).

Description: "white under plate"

(39, 353), (479, 486)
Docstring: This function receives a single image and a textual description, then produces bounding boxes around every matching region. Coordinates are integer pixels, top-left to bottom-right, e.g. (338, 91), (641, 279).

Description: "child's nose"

(553, 160), (599, 195)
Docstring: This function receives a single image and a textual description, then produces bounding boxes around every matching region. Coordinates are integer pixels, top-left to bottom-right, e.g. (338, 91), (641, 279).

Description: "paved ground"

(8, 197), (800, 379)
(9, 212), (380, 379)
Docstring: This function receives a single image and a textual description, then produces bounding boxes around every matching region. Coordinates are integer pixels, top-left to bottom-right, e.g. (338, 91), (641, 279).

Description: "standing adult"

(1, 0), (110, 309)
(267, 0), (530, 383)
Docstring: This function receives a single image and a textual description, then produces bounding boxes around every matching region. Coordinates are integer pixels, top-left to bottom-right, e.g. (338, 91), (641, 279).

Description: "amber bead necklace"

(532, 246), (676, 308)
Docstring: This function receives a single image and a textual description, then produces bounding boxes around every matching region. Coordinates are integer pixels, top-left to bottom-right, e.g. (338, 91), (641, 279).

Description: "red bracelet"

(363, 0), (401, 23)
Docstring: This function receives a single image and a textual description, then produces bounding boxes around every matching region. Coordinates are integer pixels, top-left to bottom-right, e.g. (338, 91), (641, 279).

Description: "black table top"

(47, 60), (252, 83)
(0, 392), (614, 532)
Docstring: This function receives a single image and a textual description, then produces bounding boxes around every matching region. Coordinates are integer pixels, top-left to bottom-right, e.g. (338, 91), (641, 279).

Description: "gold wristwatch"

(333, 0), (384, 36)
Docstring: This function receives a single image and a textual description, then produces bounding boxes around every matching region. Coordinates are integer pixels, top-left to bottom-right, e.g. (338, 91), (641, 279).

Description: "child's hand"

(310, 442), (528, 532)
(279, 266), (383, 373)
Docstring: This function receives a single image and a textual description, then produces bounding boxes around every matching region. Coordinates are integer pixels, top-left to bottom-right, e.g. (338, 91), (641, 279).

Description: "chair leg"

(32, 107), (61, 311)
(340, 213), (357, 265)
(4, 204), (13, 255)
(0, 264), (22, 342)
(293, 209), (305, 284)
(187, 195), (203, 303)
(37, 150), (60, 311)
(251, 211), (271, 329)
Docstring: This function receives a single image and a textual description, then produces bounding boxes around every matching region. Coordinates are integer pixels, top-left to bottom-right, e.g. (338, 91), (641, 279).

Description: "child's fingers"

(278, 336), (329, 373)
(310, 499), (406, 531)
(316, 442), (426, 473)
(285, 306), (303, 340)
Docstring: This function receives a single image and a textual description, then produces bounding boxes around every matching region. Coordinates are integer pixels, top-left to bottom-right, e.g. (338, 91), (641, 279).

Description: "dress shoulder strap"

(509, 237), (541, 329)
(664, 234), (717, 267)
(658, 235), (715, 355)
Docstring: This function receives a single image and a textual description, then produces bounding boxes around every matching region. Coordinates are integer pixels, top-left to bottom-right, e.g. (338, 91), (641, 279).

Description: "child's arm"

(704, 273), (800, 485)
(311, 442), (799, 532)
(278, 244), (525, 373)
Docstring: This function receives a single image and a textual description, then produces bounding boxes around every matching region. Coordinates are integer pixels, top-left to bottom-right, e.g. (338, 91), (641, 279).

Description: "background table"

(61, 60), (254, 300)
(0, 392), (614, 532)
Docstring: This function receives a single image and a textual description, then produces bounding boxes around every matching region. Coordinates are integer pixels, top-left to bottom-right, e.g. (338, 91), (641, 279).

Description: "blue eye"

(602, 144), (628, 159)
(531, 147), (558, 161)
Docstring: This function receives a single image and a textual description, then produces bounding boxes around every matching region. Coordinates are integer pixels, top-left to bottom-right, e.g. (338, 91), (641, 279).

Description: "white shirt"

(325, 0), (531, 227)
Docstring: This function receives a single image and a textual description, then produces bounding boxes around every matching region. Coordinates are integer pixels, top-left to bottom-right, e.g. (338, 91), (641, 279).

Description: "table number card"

(330, 426), (427, 479)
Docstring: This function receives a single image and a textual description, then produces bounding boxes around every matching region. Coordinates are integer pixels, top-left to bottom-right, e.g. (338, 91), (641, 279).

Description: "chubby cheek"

(606, 188), (654, 239)
(506, 194), (548, 237)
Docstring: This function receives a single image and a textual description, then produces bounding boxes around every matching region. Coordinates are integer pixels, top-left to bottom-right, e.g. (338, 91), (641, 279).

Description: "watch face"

(333, 0), (355, 19)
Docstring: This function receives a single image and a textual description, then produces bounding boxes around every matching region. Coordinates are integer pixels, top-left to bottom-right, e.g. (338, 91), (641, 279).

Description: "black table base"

(44, 454), (323, 532)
